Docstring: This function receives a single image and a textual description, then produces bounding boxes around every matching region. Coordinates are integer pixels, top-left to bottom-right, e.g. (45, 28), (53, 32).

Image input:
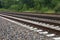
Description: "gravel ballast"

(0, 16), (54, 40)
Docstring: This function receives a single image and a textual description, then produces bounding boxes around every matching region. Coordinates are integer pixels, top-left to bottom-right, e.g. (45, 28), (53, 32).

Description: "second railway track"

(0, 12), (60, 40)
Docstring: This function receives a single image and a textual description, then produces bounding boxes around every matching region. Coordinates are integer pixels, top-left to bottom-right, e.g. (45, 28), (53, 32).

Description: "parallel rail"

(0, 12), (60, 40)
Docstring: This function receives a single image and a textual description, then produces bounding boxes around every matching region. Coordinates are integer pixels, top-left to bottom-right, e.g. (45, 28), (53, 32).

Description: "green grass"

(0, 8), (17, 12)
(0, 8), (59, 14)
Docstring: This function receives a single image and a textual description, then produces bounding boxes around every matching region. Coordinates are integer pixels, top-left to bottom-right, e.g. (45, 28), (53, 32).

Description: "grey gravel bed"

(0, 16), (54, 40)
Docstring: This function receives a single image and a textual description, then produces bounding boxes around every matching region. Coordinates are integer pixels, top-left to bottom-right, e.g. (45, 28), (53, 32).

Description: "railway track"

(0, 12), (60, 40)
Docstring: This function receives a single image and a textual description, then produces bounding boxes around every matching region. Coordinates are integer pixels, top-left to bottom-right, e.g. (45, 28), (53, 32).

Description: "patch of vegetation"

(0, 0), (60, 13)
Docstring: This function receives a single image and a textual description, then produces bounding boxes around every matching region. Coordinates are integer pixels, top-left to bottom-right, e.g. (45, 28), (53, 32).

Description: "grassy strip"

(0, 8), (59, 14)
